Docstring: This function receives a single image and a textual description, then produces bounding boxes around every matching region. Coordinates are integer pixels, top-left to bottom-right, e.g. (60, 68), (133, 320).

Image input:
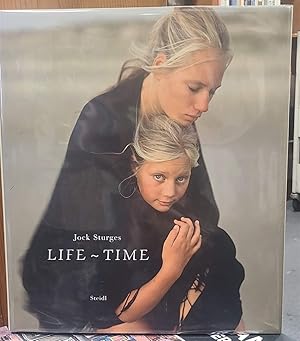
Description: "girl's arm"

(115, 218), (201, 323)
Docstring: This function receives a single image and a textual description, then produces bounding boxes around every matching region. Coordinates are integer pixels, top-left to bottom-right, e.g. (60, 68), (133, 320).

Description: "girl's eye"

(176, 176), (188, 184)
(153, 174), (164, 181)
(188, 85), (200, 93)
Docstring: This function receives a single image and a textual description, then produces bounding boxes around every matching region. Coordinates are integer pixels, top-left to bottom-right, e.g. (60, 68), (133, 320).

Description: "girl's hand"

(161, 218), (201, 280)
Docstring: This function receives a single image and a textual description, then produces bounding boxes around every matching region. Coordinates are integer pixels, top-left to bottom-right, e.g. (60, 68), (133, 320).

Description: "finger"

(174, 219), (189, 230)
(165, 225), (180, 246)
(191, 220), (201, 247)
(192, 234), (202, 254)
(173, 219), (189, 239)
(180, 217), (194, 239)
(195, 219), (201, 235)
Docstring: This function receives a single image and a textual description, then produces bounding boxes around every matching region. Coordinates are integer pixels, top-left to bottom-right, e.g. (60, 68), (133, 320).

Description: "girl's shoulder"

(68, 71), (146, 153)
(207, 227), (245, 282)
(80, 69), (147, 120)
(210, 227), (237, 259)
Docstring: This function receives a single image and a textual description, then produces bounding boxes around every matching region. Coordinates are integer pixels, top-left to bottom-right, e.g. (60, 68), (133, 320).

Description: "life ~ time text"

(47, 248), (150, 261)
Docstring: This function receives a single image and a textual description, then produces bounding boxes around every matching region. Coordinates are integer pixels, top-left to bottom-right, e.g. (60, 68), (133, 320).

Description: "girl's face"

(153, 49), (228, 126)
(135, 156), (191, 212)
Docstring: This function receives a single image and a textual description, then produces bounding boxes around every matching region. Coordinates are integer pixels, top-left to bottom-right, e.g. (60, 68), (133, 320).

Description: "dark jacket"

(22, 70), (243, 333)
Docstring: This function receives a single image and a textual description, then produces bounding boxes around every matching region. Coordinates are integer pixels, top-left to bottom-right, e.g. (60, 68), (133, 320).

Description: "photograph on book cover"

(0, 5), (291, 335)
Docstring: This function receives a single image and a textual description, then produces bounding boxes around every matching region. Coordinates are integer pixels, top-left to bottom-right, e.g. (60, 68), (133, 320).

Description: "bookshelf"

(192, 0), (299, 35)
(0, 0), (167, 8)
(281, 1), (300, 35)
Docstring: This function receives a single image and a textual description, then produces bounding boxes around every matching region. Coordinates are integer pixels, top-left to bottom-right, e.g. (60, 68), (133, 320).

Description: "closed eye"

(188, 84), (221, 96)
(188, 85), (202, 93)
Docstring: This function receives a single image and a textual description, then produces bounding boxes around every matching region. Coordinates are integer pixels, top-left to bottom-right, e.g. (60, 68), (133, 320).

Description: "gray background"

(0, 6), (292, 333)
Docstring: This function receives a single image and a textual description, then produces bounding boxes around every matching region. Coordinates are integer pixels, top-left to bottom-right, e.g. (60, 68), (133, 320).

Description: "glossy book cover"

(0, 5), (291, 335)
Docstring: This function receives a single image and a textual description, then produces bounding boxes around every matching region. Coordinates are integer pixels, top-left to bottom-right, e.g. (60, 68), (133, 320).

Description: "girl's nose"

(162, 182), (176, 198)
(194, 91), (209, 113)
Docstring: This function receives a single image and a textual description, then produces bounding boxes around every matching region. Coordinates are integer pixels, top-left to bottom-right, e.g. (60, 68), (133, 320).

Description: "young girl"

(98, 114), (244, 333)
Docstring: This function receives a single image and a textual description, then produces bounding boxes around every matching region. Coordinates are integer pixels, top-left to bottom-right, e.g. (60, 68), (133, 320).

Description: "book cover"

(0, 5), (292, 335)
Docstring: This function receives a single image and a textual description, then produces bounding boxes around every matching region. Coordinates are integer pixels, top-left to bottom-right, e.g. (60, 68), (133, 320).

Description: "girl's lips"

(185, 113), (202, 121)
(158, 200), (175, 206)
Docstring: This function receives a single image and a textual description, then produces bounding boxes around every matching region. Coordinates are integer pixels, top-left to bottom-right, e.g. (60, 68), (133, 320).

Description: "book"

(0, 5), (292, 336)
(0, 327), (279, 341)
(291, 32), (300, 211)
(219, 0), (281, 5)
(219, 0), (230, 5)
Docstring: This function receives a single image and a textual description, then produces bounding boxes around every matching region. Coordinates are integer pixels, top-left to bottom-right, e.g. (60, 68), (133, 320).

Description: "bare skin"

(115, 217), (201, 323)
(140, 50), (227, 126)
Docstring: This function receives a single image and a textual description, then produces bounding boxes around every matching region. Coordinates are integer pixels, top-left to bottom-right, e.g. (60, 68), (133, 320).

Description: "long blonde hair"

(118, 114), (199, 198)
(120, 6), (231, 80)
(132, 113), (199, 169)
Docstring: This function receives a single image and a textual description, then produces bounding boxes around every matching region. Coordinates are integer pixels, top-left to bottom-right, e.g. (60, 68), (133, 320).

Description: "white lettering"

(123, 249), (137, 261)
(47, 248), (86, 261)
(140, 249), (150, 261)
(103, 249), (114, 260)
(210, 335), (231, 341)
(47, 249), (56, 260)
(76, 249), (86, 260)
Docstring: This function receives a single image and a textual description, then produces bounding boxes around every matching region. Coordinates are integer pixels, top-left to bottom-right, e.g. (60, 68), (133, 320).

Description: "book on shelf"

(0, 4), (291, 336)
(219, 0), (281, 5)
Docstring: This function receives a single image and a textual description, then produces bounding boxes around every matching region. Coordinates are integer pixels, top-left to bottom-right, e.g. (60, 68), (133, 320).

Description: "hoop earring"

(118, 176), (137, 199)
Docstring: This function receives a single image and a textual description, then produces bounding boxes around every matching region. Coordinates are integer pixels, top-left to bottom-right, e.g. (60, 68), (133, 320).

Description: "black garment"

(122, 191), (244, 333)
(22, 70), (243, 333)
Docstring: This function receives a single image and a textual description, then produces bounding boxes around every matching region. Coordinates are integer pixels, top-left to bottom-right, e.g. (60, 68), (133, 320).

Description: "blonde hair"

(120, 6), (231, 79)
(132, 114), (199, 169)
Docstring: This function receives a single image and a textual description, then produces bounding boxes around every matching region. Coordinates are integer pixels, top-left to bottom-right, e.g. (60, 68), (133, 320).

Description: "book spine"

(266, 0), (281, 5)
(219, 0), (229, 5)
